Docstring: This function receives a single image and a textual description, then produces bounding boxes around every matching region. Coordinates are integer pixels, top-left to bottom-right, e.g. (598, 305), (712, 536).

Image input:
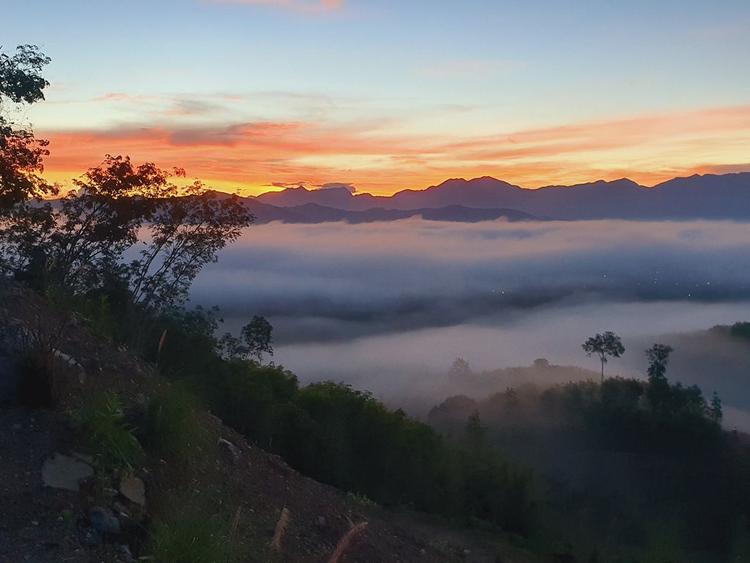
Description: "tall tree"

(0, 45), (55, 210)
(646, 343), (673, 381)
(582, 331), (625, 382)
(241, 316), (273, 362)
(645, 343), (673, 412)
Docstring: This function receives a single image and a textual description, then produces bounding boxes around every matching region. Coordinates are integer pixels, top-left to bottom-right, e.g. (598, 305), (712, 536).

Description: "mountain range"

(239, 172), (750, 223)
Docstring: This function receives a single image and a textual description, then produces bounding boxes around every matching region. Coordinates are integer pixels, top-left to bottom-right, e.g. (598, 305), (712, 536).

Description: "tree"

(241, 316), (274, 362)
(0, 45), (56, 276)
(128, 179), (253, 311)
(646, 343), (673, 381)
(582, 331), (625, 382)
(40, 155), (174, 292)
(645, 344), (673, 413)
(8, 153), (254, 309)
(0, 45), (55, 211)
(220, 315), (274, 363)
(709, 391), (723, 423)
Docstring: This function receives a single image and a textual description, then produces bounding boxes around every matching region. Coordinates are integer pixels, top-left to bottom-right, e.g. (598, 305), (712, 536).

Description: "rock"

(89, 506), (121, 535)
(218, 438), (241, 463)
(51, 349), (87, 383)
(112, 501), (130, 517)
(41, 454), (94, 492)
(315, 515), (326, 528)
(71, 451), (94, 465)
(116, 544), (136, 563)
(119, 475), (146, 507)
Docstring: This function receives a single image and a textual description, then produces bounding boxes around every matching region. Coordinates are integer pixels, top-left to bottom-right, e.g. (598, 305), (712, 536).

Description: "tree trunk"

(600, 357), (605, 383)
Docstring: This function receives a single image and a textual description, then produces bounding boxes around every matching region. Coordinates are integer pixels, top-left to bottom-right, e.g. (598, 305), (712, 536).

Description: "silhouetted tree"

(582, 331), (625, 382)
(0, 45), (57, 277)
(646, 343), (673, 381)
(242, 316), (274, 362)
(0, 45), (55, 210)
(709, 391), (723, 423)
(645, 343), (673, 413)
(7, 153), (253, 308)
(220, 315), (274, 363)
(129, 179), (253, 311)
(41, 156), (174, 292)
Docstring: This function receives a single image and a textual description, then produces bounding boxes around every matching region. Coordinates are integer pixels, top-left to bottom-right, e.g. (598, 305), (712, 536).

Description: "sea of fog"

(190, 219), (750, 429)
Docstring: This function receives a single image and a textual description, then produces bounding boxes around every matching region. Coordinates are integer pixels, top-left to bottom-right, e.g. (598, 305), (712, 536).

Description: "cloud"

(39, 103), (750, 195)
(314, 182), (356, 193)
(208, 0), (344, 14)
(694, 163), (750, 175)
(188, 219), (750, 415)
(193, 218), (750, 339)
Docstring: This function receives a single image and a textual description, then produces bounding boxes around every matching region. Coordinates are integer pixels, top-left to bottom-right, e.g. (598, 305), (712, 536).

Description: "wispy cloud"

(38, 104), (750, 195)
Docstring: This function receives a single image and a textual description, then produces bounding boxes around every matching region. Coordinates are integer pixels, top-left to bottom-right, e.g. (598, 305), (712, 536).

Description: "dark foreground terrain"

(0, 285), (546, 563)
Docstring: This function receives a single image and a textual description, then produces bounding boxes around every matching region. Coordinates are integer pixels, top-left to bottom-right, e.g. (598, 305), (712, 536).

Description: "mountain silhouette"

(252, 172), (750, 220)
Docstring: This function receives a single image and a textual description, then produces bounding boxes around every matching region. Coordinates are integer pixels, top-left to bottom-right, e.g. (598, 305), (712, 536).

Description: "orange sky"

(40, 104), (750, 196)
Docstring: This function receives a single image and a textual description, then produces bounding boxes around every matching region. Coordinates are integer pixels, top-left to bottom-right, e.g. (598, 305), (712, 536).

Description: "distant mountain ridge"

(251, 172), (750, 220)
(242, 199), (537, 224)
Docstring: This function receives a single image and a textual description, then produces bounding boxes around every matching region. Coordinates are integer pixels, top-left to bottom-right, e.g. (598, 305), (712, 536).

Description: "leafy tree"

(645, 343), (673, 413)
(646, 343), (673, 381)
(582, 331), (625, 382)
(6, 153), (253, 311)
(0, 45), (55, 211)
(709, 391), (723, 423)
(241, 316), (273, 362)
(41, 156), (173, 292)
(129, 180), (252, 311)
(220, 316), (274, 363)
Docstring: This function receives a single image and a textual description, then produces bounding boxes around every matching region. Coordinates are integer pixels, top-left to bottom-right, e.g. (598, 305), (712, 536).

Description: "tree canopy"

(582, 331), (625, 381)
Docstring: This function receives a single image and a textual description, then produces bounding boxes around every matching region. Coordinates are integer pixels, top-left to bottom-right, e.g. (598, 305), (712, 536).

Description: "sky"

(4, 0), (750, 195)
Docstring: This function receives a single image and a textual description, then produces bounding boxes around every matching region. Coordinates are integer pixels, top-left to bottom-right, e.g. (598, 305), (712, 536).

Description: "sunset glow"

(6, 0), (750, 195)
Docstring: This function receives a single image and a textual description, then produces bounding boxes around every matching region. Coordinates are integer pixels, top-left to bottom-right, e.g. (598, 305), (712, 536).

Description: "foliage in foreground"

(72, 392), (144, 471)
(149, 509), (237, 563)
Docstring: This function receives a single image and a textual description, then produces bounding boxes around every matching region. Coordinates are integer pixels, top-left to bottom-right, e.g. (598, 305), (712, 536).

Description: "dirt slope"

(0, 284), (548, 563)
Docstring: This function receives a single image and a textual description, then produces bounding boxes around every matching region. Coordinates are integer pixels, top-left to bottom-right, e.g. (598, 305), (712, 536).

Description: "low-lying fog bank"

(191, 219), (750, 428)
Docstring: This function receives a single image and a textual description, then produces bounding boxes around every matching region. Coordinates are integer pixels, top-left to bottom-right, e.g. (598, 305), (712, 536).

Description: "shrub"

(73, 392), (144, 471)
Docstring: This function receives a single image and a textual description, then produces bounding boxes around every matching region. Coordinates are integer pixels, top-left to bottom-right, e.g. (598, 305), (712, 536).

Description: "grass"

(72, 392), (144, 471)
(346, 491), (379, 509)
(144, 385), (213, 463)
(149, 509), (237, 563)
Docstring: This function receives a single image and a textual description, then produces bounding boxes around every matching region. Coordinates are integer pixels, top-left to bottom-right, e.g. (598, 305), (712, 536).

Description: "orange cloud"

(38, 104), (750, 196)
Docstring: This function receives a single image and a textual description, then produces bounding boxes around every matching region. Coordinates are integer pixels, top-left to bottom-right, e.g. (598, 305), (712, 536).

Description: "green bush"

(73, 392), (144, 470)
